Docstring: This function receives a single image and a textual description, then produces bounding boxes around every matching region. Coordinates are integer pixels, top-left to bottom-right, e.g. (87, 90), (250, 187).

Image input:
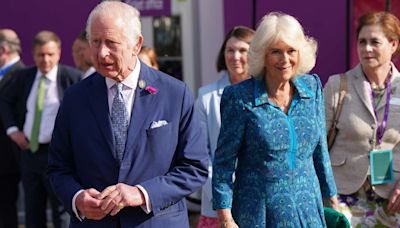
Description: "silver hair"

(248, 12), (317, 77)
(0, 29), (22, 54)
(86, 1), (142, 46)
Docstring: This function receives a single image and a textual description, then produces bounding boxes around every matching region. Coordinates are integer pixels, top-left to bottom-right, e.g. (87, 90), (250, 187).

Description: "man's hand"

(9, 131), (29, 150)
(98, 183), (145, 216)
(76, 188), (106, 220)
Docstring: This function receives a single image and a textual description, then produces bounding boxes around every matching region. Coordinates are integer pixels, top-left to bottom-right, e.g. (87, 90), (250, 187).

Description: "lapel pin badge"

(138, 79), (146, 89)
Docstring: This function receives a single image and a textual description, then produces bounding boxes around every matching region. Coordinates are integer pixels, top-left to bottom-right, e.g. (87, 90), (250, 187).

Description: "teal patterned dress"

(212, 74), (337, 227)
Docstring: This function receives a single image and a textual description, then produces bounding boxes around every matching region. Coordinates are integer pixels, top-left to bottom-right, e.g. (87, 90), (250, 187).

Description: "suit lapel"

(24, 68), (37, 99)
(87, 74), (114, 153)
(125, 65), (159, 154)
(56, 65), (64, 100)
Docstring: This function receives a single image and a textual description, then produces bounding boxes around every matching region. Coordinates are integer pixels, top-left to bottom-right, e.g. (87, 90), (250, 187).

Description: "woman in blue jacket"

(212, 12), (338, 227)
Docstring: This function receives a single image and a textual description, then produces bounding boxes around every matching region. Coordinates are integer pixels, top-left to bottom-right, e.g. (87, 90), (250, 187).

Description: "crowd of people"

(0, 1), (400, 228)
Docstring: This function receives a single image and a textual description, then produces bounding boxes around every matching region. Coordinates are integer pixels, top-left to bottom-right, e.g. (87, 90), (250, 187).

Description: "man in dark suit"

(47, 2), (208, 227)
(0, 28), (25, 228)
(0, 30), (81, 228)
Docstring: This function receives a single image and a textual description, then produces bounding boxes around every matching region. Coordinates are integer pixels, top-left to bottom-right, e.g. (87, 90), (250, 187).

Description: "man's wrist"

(136, 185), (152, 213)
(72, 189), (85, 221)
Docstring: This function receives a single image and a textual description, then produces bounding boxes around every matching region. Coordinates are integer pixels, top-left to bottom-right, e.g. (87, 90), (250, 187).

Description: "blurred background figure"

(139, 46), (159, 70)
(195, 26), (254, 228)
(212, 12), (338, 227)
(72, 30), (95, 79)
(0, 28), (24, 228)
(324, 11), (400, 227)
(0, 30), (81, 228)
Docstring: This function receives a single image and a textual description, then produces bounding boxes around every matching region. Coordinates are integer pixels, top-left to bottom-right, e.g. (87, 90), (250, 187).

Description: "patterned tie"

(30, 75), (46, 153)
(111, 83), (129, 163)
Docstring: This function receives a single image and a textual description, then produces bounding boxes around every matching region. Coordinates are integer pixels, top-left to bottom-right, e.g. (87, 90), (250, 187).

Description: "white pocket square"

(150, 120), (168, 129)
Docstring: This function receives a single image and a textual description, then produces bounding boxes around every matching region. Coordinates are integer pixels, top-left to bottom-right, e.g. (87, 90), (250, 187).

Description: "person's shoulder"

(392, 64), (400, 85)
(59, 64), (82, 79)
(198, 73), (228, 97)
(222, 77), (254, 99)
(293, 74), (324, 98)
(11, 65), (36, 79)
(8, 60), (25, 72)
(325, 73), (341, 87)
(296, 73), (321, 84)
(145, 67), (187, 93)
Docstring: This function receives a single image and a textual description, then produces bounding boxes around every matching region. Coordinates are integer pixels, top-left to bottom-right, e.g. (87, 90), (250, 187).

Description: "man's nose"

(43, 55), (50, 62)
(98, 43), (110, 57)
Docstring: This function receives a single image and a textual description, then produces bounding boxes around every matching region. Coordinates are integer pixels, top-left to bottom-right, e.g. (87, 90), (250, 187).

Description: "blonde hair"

(249, 12), (317, 77)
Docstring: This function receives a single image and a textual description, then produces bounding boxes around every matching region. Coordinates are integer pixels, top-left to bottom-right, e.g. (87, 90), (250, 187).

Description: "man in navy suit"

(0, 28), (25, 228)
(0, 30), (81, 228)
(47, 2), (208, 227)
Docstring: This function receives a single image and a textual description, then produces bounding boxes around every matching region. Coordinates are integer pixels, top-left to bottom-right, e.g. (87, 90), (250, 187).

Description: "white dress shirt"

(5, 65), (60, 142)
(72, 59), (152, 221)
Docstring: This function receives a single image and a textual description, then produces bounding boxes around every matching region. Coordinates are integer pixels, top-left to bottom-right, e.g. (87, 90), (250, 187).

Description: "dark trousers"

(0, 174), (19, 228)
(21, 144), (62, 228)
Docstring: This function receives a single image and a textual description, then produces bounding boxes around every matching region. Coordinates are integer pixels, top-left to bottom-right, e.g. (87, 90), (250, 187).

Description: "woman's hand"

(388, 181), (400, 213)
(217, 208), (239, 228)
(328, 196), (340, 211)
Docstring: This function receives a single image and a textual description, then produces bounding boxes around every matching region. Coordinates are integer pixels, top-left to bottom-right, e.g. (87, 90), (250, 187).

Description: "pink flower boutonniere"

(145, 86), (158, 94)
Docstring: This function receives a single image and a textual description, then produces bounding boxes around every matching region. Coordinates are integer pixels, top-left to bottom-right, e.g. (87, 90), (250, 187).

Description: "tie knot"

(40, 75), (46, 81)
(116, 83), (123, 93)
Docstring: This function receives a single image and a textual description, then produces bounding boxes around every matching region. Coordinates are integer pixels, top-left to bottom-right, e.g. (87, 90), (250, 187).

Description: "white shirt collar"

(36, 65), (58, 82)
(1, 56), (20, 70)
(105, 57), (140, 91)
(82, 66), (96, 79)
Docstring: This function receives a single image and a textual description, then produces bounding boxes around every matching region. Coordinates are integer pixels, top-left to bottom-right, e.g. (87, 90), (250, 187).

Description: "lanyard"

(0, 64), (13, 78)
(364, 72), (392, 146)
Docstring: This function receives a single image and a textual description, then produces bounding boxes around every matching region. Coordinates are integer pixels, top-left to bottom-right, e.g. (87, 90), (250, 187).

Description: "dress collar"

(253, 76), (312, 107)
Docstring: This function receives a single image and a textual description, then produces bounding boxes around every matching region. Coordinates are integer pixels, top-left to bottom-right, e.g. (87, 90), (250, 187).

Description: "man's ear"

(133, 35), (143, 55)
(0, 44), (8, 55)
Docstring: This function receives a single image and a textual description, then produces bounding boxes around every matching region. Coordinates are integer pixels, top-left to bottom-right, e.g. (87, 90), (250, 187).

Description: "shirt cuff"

(136, 185), (152, 214)
(6, 126), (18, 136)
(72, 189), (85, 221)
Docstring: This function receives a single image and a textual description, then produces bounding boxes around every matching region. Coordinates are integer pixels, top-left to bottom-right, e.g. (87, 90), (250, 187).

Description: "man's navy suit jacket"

(48, 62), (208, 228)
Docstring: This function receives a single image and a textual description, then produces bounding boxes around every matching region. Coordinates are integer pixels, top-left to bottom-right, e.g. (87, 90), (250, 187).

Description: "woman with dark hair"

(324, 11), (400, 227)
(195, 26), (254, 228)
